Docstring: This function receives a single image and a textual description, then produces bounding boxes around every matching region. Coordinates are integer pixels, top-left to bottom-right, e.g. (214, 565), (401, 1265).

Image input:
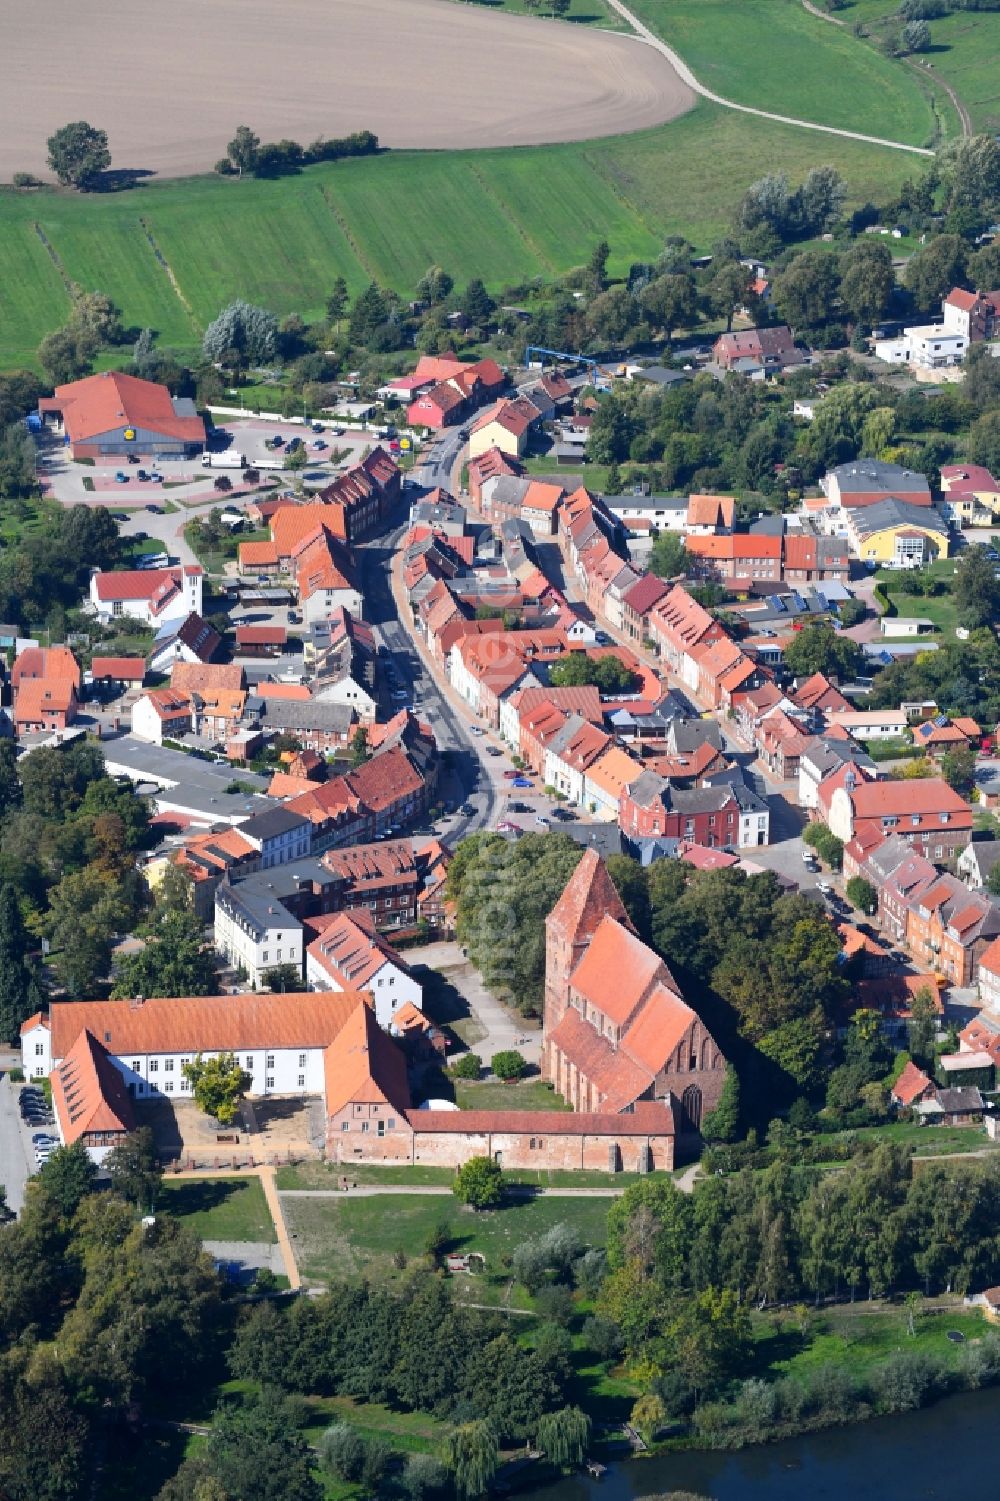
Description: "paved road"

(407, 939), (542, 1066)
(604, 0), (934, 157)
(0, 1077), (37, 1215)
(358, 517), (499, 845)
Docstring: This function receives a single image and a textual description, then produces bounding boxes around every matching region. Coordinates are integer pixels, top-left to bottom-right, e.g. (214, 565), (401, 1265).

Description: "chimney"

(130, 994), (145, 1009)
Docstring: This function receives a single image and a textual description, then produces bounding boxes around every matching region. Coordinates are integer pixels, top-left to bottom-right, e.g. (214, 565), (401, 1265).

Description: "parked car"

(469, 726), (484, 737)
(503, 769), (520, 779)
(534, 813), (550, 826)
(460, 802), (475, 816)
(312, 440), (327, 451)
(271, 435), (284, 448)
(127, 452), (140, 464)
(551, 807), (576, 821)
(508, 801), (530, 814)
(149, 473), (163, 484)
(485, 745), (502, 757)
(147, 501), (163, 512)
(311, 421), (324, 433)
(114, 471), (128, 483)
(512, 776), (533, 788)
(817, 880), (833, 895)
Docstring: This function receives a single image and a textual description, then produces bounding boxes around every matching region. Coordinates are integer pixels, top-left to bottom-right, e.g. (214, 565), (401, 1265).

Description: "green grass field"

(445, 0), (628, 27)
(0, 101), (919, 370)
(453, 1078), (573, 1111)
(755, 1302), (987, 1386)
(281, 1191), (608, 1296)
(160, 1176), (278, 1242)
(626, 0), (950, 145)
(846, 0), (1000, 134)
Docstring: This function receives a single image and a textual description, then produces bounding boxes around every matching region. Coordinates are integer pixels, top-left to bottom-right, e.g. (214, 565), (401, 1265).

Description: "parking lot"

(36, 415), (409, 510)
(0, 1077), (54, 1213)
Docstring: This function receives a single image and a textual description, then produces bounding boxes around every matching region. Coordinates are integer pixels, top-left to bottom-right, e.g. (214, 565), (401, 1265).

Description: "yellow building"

(940, 464), (1000, 526)
(468, 397), (539, 460)
(847, 499), (949, 568)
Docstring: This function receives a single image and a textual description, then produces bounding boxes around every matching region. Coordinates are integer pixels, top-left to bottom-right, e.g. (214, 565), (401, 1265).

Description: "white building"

(214, 883), (303, 988)
(874, 324), (968, 371)
(238, 806), (312, 868)
(20, 990), (382, 1144)
(314, 673), (377, 721)
(90, 565), (203, 626)
(305, 912), (421, 1029)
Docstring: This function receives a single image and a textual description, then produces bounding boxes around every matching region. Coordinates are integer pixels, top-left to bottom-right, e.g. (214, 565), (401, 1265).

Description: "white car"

(535, 813), (550, 826)
(816, 880), (833, 896)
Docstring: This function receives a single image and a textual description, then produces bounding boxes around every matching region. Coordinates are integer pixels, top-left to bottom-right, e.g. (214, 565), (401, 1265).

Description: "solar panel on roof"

(935, 714), (949, 727)
(791, 592), (808, 611)
(816, 592), (829, 610)
(767, 595), (785, 611)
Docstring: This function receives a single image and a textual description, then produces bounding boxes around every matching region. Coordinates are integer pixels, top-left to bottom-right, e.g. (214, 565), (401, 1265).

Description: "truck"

(201, 451), (247, 470)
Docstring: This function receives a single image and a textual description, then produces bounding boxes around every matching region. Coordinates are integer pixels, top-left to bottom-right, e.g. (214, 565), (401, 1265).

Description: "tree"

(536, 1406), (590, 1466)
(227, 124), (260, 176)
(490, 1049), (527, 1081)
(46, 121), (110, 188)
(326, 276), (349, 327)
(587, 394), (640, 463)
(701, 1065), (741, 1143)
(737, 173), (792, 237)
(940, 744), (976, 796)
(587, 240), (611, 294)
(902, 18), (932, 50)
(773, 251), (841, 329)
(988, 863), (1000, 899)
(349, 281), (390, 344)
(416, 266), (454, 304)
(198, 1391), (322, 1501)
(453, 1156), (505, 1211)
(182, 1051), (251, 1126)
(112, 908), (218, 999)
(282, 445), (308, 471)
(630, 1393), (667, 1444)
(444, 1420), (498, 1501)
(783, 620), (862, 682)
(47, 865), (134, 997)
(586, 286), (640, 345)
(797, 165), (846, 235)
(954, 544), (1000, 630)
(708, 261), (754, 331)
(904, 235), (968, 312)
(640, 273), (697, 343)
(549, 653), (634, 692)
(907, 984), (939, 1067)
(106, 1127), (162, 1211)
(0, 883), (45, 1043)
(261, 963), (303, 993)
(349, 726), (370, 767)
(36, 1143), (97, 1219)
(846, 877), (878, 915)
(202, 300), (278, 369)
(969, 411), (1000, 475)
(840, 242), (895, 327)
(0, 1352), (90, 1501)
(460, 279), (495, 328)
(549, 0), (571, 15)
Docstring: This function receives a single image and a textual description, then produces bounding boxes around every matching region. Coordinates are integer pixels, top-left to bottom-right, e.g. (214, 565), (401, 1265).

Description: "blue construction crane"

(524, 346), (605, 387)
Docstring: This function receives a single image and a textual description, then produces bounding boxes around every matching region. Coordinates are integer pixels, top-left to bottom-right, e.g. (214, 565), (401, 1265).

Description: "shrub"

(490, 1049), (527, 1081)
(319, 1423), (366, 1481)
(534, 1284), (575, 1325)
(12, 172), (42, 188)
(449, 1052), (482, 1080)
(8, 1067), (23, 1083)
(582, 1314), (623, 1364)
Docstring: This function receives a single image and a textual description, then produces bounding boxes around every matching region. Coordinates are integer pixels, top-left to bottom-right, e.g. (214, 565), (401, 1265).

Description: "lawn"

(281, 1191), (609, 1298)
(754, 1302), (987, 1386)
(0, 103), (918, 369)
(846, 0), (1000, 134)
(160, 1176), (278, 1242)
(453, 1078), (573, 1112)
(625, 0), (948, 146)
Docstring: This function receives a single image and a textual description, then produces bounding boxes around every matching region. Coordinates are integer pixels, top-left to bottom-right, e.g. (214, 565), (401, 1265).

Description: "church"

(542, 849), (726, 1132)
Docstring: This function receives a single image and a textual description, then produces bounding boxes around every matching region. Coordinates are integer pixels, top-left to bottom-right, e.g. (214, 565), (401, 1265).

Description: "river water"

(522, 1387), (1000, 1501)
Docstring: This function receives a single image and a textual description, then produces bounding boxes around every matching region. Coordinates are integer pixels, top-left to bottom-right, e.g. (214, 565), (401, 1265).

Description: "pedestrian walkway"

(165, 1164), (301, 1288)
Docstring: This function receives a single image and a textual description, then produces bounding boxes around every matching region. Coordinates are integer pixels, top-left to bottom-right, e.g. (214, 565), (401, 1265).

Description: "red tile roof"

(90, 656), (146, 681)
(40, 371), (205, 444)
(570, 914), (665, 1026)
(51, 1028), (137, 1144)
(891, 1059), (933, 1107)
(236, 625), (288, 647)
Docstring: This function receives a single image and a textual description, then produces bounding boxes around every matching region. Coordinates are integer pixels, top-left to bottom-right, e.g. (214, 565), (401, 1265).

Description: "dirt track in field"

(1, 0), (695, 181)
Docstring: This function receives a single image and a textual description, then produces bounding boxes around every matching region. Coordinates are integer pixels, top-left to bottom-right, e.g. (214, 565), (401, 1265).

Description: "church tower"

(543, 849), (629, 1043)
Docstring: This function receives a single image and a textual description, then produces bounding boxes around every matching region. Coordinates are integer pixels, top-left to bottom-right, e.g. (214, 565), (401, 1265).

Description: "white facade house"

(314, 674), (377, 721)
(300, 580), (364, 626)
(448, 643), (484, 716)
(238, 807), (312, 868)
(978, 948), (1000, 1011)
(21, 996), (357, 1106)
(874, 324), (969, 370)
(827, 709), (909, 740)
(214, 884), (303, 988)
(305, 913), (422, 1030)
(90, 565), (203, 626)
